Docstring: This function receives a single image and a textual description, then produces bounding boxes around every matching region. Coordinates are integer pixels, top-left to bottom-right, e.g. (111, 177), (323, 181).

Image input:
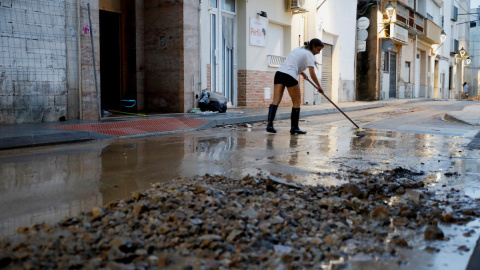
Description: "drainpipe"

(414, 35), (417, 98)
(377, 37), (381, 100)
(354, 3), (358, 102)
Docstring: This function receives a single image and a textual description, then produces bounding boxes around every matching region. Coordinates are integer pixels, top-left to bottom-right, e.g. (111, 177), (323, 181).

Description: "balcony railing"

(415, 12), (425, 32)
(396, 3), (409, 24)
(267, 55), (286, 68)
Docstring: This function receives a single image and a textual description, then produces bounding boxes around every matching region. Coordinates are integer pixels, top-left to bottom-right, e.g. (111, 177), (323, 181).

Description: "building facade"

(355, 0), (474, 101)
(0, 0), (328, 124)
(466, 4), (479, 98)
(0, 0), (475, 125)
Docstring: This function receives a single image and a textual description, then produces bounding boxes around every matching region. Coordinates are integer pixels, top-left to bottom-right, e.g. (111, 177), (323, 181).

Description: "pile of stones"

(1, 168), (478, 269)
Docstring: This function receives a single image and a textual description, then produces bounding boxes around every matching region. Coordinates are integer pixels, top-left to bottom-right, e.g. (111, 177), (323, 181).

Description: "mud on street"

(1, 101), (480, 269)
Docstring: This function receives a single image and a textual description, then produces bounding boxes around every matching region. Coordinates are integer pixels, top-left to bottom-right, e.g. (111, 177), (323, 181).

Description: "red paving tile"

(48, 118), (208, 136)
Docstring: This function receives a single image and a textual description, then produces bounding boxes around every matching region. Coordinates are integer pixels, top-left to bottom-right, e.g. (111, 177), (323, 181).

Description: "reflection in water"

(289, 136), (299, 166)
(266, 136), (274, 150)
(0, 145), (105, 238)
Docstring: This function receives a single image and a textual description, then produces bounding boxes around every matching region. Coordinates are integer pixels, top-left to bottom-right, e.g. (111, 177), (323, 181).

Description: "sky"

(473, 0), (480, 9)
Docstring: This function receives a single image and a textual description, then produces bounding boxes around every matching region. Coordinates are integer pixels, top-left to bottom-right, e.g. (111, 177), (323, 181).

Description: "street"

(1, 100), (480, 269)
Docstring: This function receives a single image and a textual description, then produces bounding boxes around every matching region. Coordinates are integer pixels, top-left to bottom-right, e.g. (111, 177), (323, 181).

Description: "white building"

(316, 0), (357, 104)
(466, 5), (480, 98)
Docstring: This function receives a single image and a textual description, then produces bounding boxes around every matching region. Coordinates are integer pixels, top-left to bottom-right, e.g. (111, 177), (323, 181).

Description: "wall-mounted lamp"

(385, 1), (395, 20)
(440, 30), (447, 43)
(379, 1), (395, 34)
(460, 47), (466, 57)
(466, 56), (471, 65)
(258, 11), (268, 18)
(433, 30), (447, 53)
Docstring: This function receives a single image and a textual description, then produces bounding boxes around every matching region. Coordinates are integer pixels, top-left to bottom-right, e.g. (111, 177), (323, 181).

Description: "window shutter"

(267, 23), (284, 56)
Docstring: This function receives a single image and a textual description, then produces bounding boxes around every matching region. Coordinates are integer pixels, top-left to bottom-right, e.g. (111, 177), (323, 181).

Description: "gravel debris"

(1, 168), (479, 269)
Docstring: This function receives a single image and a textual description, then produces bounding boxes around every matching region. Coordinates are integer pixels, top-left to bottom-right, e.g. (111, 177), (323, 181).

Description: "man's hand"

(300, 72), (307, 79)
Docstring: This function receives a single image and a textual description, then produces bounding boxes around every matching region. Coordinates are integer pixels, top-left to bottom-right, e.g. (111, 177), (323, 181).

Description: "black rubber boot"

(290, 108), (307, 134)
(266, 104), (278, 133)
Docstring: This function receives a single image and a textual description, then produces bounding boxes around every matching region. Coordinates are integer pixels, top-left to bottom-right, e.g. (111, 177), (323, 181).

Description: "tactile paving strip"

(49, 118), (209, 136)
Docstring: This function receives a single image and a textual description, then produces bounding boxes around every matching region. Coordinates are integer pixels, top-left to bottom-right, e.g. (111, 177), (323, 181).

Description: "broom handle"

(108, 110), (147, 117)
(305, 77), (360, 129)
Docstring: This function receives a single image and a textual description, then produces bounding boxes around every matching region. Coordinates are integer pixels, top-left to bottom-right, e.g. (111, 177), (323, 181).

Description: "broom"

(305, 78), (366, 136)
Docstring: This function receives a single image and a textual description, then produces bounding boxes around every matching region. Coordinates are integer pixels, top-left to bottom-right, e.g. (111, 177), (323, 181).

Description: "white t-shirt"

(278, 47), (316, 80)
(464, 84), (469, 93)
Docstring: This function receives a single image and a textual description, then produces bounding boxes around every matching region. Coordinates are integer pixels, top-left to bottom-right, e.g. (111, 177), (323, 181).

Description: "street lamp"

(434, 30), (447, 53)
(440, 30), (447, 43)
(466, 57), (471, 65)
(379, 1), (396, 34)
(385, 1), (395, 20)
(460, 47), (466, 57)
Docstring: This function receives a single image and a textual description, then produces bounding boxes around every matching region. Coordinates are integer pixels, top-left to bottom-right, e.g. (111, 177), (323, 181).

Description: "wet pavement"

(1, 99), (480, 268)
(0, 99), (420, 150)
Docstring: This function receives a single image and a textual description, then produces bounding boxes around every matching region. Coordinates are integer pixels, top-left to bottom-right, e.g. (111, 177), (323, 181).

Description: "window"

(427, 13), (433, 21)
(222, 0), (235, 12)
(452, 6), (458, 21)
(405, 62), (411, 82)
(428, 56), (431, 73)
(384, 52), (389, 72)
(471, 21), (477, 28)
(210, 0), (217, 8)
(449, 66), (453, 89)
(267, 23), (286, 67)
(268, 23), (284, 56)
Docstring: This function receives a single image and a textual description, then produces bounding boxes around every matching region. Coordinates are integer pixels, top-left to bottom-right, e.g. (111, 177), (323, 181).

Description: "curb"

(467, 236), (480, 270)
(0, 131), (114, 150)
(444, 113), (476, 126)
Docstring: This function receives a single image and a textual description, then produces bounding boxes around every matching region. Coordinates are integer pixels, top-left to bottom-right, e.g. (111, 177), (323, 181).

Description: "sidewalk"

(444, 101), (480, 126)
(0, 98), (473, 150)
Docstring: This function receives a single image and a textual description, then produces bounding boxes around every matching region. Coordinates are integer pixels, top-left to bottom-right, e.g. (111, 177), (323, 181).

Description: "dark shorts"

(274, 71), (298, 87)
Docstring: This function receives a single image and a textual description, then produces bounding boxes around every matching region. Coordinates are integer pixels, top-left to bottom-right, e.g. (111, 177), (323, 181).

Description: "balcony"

(419, 19), (442, 44)
(394, 1), (425, 36)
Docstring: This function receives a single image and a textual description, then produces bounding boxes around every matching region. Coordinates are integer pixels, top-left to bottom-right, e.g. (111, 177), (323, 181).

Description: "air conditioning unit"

(286, 0), (307, 13)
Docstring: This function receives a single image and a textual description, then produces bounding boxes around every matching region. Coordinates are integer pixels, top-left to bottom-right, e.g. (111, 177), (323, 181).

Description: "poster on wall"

(250, 17), (267, 47)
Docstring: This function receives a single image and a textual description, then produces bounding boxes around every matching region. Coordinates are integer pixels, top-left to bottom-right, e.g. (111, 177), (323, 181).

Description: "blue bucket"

(120, 100), (136, 108)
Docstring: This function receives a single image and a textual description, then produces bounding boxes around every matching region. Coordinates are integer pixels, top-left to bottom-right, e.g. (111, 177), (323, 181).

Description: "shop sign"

(250, 17), (267, 47)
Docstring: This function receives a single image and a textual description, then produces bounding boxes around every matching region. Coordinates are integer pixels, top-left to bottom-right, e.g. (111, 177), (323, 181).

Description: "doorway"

(100, 10), (122, 111)
(434, 60), (439, 98)
(210, 0), (237, 106)
(389, 52), (397, 98)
